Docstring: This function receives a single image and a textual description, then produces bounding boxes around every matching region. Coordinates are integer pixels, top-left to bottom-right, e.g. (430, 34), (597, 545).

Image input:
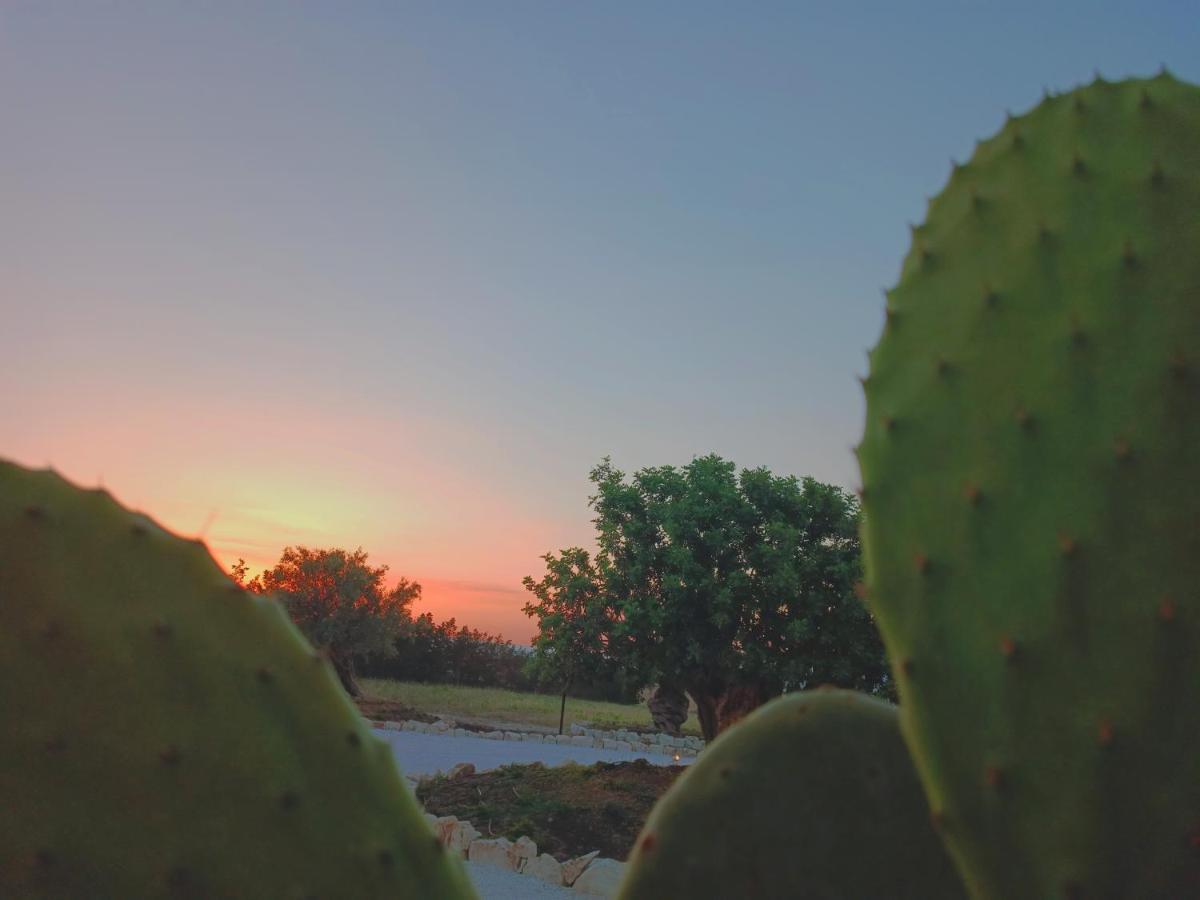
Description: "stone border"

(372, 718), (704, 760)
(423, 811), (625, 896)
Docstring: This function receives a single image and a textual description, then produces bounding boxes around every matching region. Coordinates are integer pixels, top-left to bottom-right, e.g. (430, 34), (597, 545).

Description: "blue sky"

(3, 2), (1195, 636)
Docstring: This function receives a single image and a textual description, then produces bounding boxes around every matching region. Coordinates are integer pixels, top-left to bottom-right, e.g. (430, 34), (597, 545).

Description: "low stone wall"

(372, 718), (705, 760)
(422, 812), (625, 896)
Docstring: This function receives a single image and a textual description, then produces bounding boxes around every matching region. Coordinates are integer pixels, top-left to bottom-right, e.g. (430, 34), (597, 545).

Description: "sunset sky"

(3, 3), (1195, 641)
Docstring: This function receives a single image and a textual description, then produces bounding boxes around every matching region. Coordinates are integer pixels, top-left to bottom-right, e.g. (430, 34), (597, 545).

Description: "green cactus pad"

(0, 461), (474, 899)
(617, 690), (967, 900)
(858, 73), (1200, 898)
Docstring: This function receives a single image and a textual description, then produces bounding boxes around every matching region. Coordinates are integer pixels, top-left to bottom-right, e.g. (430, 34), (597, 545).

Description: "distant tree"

(590, 455), (891, 741)
(522, 548), (615, 734)
(233, 547), (417, 697)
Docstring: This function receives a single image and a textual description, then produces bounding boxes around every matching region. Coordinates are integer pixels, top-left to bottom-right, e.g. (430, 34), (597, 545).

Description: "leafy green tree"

(522, 548), (615, 734)
(589, 454), (890, 740)
(234, 547), (417, 697)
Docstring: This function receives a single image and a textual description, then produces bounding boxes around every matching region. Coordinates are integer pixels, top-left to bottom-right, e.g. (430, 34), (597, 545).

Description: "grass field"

(362, 678), (701, 735)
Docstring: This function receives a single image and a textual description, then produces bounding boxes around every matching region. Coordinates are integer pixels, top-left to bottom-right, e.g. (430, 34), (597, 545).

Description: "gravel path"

(463, 861), (575, 899)
(373, 728), (688, 778)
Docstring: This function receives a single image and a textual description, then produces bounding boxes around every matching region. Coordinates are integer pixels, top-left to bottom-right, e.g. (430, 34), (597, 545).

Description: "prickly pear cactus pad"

(858, 73), (1200, 898)
(617, 690), (967, 900)
(0, 461), (475, 899)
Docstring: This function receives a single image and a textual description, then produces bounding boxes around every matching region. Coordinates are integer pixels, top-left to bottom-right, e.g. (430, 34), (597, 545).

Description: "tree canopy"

(522, 547), (617, 732)
(235, 546), (417, 697)
(577, 454), (890, 739)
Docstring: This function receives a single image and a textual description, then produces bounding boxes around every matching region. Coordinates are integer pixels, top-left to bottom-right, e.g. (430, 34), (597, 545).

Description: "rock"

(507, 835), (537, 871)
(468, 837), (514, 869)
(570, 735), (593, 748)
(432, 815), (459, 844)
(569, 723), (587, 736)
(447, 762), (475, 779)
(601, 739), (619, 750)
(561, 850), (600, 886)
(614, 740), (632, 752)
(524, 853), (564, 885)
(484, 730), (504, 740)
(445, 820), (481, 856)
(380, 720), (403, 731)
(679, 747), (697, 758)
(522, 732), (544, 743)
(452, 728), (469, 738)
(422, 812), (438, 827)
(432, 720), (451, 732)
(504, 731), (522, 741)
(573, 858), (625, 896)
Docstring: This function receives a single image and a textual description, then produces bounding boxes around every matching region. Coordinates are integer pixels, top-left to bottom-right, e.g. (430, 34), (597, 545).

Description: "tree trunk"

(558, 675), (573, 735)
(715, 682), (770, 734)
(330, 651), (362, 698)
(691, 690), (720, 743)
(688, 682), (771, 742)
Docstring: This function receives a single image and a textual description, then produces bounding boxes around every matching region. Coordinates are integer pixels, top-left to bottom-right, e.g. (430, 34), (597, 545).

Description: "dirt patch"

(355, 697), (437, 724)
(416, 760), (686, 861)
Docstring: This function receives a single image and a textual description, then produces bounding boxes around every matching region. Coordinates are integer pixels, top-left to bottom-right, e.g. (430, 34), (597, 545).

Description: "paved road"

(463, 861), (575, 899)
(373, 728), (688, 778)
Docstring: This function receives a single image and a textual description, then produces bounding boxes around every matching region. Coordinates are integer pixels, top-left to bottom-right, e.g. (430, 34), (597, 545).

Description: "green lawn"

(362, 678), (701, 735)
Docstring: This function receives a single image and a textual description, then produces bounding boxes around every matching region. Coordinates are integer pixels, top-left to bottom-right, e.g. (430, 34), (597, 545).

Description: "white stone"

(524, 853), (564, 885)
(468, 837), (515, 870)
(484, 730), (504, 740)
(679, 747), (697, 758)
(523, 733), (544, 743)
(613, 740), (632, 752)
(573, 858), (625, 896)
(569, 723), (586, 736)
(446, 820), (481, 856)
(422, 812), (437, 827)
(601, 739), (619, 750)
(448, 762), (476, 779)
(432, 815), (459, 844)
(507, 835), (537, 870)
(570, 735), (593, 748)
(504, 731), (522, 741)
(561, 850), (600, 886)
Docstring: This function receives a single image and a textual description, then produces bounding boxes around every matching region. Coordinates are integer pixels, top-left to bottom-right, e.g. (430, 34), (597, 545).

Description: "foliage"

(234, 546), (417, 696)
(588, 454), (892, 738)
(522, 548), (616, 691)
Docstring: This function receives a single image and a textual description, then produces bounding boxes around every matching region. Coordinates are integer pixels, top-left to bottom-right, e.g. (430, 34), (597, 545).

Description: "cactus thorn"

(935, 358), (951, 378)
(1058, 534), (1079, 558)
(984, 765), (1005, 789)
(641, 833), (658, 852)
(882, 416), (896, 433)
(1015, 408), (1034, 431)
(159, 745), (182, 766)
(1113, 439), (1132, 462)
(1097, 720), (1115, 747)
(913, 553), (931, 575)
(999, 636), (1018, 660)
(1121, 239), (1138, 268)
(1157, 596), (1177, 622)
(899, 657), (914, 676)
(964, 483), (982, 506)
